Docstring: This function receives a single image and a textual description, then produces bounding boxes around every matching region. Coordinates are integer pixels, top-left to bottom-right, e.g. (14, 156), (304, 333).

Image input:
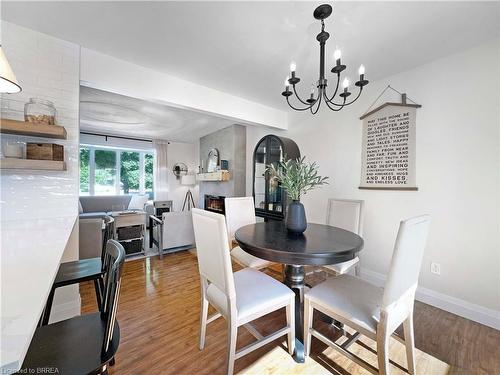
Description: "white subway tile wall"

(1, 22), (80, 221)
(0, 23), (82, 370)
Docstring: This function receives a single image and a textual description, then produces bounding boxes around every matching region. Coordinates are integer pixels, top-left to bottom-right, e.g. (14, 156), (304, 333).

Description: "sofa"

(78, 195), (148, 259)
(150, 211), (195, 254)
(79, 195), (195, 258)
(79, 195), (135, 217)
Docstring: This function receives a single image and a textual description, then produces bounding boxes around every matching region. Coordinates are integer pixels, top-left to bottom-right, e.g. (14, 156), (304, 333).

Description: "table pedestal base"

(284, 264), (306, 363)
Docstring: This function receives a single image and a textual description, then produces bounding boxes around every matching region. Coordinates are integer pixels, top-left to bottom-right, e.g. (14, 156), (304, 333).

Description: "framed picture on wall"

(359, 92), (421, 191)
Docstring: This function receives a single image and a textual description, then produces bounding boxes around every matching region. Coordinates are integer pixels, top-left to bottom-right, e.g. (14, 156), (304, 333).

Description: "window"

(80, 145), (154, 196)
(145, 153), (154, 199)
(120, 151), (140, 195)
(95, 149), (117, 195)
(80, 147), (90, 195)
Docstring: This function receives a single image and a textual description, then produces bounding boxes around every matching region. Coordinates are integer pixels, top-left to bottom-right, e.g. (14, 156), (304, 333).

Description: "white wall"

(167, 141), (199, 211)
(285, 39), (500, 327)
(0, 22), (81, 320)
(1, 22), (80, 220)
(80, 48), (288, 130)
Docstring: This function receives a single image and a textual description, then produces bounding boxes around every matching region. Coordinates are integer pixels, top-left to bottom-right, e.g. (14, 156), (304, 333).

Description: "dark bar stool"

(16, 240), (125, 375)
(41, 215), (114, 326)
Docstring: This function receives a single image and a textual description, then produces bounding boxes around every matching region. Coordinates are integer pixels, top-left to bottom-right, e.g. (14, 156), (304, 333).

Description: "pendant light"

(0, 45), (22, 94)
(282, 4), (368, 114)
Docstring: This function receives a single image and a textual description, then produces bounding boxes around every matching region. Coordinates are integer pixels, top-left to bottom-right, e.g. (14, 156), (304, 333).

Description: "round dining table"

(235, 220), (364, 363)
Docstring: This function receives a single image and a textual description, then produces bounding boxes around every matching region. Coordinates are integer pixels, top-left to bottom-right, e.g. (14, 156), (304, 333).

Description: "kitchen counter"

(0, 214), (77, 372)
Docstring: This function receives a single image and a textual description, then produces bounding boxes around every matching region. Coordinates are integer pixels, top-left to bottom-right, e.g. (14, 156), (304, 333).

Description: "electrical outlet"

(430, 262), (441, 275)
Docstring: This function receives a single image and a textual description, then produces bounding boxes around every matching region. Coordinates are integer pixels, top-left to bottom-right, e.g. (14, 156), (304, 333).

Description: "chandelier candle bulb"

(282, 76), (292, 97)
(334, 48), (342, 65)
(290, 61), (296, 73)
(342, 77), (350, 90)
(358, 64), (366, 81)
(355, 65), (369, 88)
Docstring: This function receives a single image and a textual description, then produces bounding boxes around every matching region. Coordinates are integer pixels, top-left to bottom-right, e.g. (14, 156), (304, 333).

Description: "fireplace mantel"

(197, 170), (230, 182)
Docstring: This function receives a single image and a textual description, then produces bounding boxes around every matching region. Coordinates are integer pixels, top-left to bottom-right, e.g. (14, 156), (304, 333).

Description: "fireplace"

(204, 195), (225, 215)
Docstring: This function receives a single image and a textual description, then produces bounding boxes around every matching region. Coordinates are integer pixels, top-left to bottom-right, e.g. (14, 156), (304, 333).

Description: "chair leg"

(98, 277), (105, 302)
(376, 329), (390, 375)
(199, 295), (209, 350)
(303, 298), (313, 357)
(41, 286), (56, 326)
(93, 279), (102, 310)
(286, 296), (295, 355)
(403, 315), (416, 375)
(354, 262), (361, 277)
(226, 319), (238, 375)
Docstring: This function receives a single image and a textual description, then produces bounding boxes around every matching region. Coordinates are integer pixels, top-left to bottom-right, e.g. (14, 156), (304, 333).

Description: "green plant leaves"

(267, 156), (329, 201)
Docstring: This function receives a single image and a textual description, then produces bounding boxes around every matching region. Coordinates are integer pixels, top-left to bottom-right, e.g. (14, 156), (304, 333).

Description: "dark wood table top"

(235, 221), (364, 266)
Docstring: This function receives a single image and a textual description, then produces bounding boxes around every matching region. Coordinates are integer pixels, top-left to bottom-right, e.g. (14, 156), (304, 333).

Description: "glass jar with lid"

(24, 98), (56, 125)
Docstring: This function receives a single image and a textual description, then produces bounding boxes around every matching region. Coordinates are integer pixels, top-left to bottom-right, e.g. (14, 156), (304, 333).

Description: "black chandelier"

(282, 4), (369, 114)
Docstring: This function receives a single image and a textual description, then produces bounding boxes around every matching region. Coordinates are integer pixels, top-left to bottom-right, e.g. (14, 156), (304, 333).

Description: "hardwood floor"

(80, 251), (500, 375)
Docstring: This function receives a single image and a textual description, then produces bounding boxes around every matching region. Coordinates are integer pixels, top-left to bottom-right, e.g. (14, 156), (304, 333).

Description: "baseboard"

(49, 295), (81, 324)
(359, 268), (500, 331)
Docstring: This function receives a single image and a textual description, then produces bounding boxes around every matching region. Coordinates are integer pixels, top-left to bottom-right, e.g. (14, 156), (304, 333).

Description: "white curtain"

(153, 140), (169, 201)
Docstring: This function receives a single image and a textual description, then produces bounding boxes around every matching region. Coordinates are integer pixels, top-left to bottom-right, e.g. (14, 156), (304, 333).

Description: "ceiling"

(2, 2), (499, 110)
(80, 86), (236, 143)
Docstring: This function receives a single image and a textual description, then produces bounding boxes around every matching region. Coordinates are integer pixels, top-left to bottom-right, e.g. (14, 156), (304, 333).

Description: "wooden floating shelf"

(196, 170), (230, 182)
(0, 158), (66, 171)
(0, 118), (67, 140)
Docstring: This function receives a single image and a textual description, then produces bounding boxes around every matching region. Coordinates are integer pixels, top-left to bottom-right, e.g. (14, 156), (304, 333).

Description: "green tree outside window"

(120, 151), (140, 194)
(80, 147), (154, 196)
(145, 153), (154, 199)
(80, 148), (90, 194)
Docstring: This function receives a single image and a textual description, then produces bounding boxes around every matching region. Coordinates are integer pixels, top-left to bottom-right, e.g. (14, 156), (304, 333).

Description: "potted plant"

(268, 156), (329, 234)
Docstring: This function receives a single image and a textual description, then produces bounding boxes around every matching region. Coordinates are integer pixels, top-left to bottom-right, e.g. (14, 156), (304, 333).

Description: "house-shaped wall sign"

(359, 93), (422, 191)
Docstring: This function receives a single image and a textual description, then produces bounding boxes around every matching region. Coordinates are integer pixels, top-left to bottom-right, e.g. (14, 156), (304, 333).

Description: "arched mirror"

(252, 135), (300, 221)
(207, 148), (220, 172)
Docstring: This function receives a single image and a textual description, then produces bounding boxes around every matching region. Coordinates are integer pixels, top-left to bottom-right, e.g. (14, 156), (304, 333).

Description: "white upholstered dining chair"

(192, 208), (295, 375)
(304, 215), (430, 374)
(321, 198), (364, 276)
(224, 197), (273, 269)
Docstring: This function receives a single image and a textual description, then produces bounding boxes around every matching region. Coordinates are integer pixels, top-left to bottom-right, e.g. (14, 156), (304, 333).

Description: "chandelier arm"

(328, 87), (364, 106)
(323, 94), (346, 111)
(324, 73), (341, 103)
(293, 84), (317, 106)
(310, 92), (323, 115)
(286, 96), (314, 111)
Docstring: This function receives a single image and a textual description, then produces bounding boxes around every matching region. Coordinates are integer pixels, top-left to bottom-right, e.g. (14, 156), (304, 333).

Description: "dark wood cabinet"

(252, 135), (300, 221)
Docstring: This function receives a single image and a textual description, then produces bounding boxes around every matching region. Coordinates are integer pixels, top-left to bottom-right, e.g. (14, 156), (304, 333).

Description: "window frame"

(80, 144), (154, 196)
